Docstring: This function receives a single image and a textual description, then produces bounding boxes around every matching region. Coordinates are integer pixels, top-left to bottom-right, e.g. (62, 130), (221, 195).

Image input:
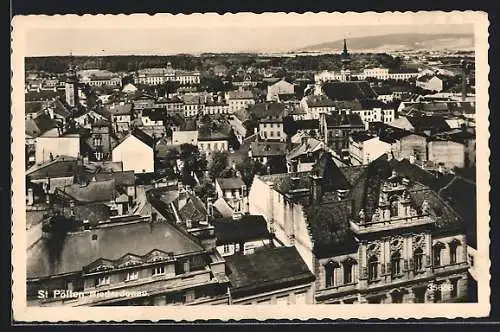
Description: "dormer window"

(390, 196), (400, 217)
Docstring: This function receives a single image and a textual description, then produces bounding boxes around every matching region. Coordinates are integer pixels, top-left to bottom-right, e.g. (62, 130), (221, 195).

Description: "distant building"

(65, 62), (79, 107)
(107, 103), (133, 133)
(324, 112), (365, 158)
(416, 75), (444, 92)
(286, 136), (325, 173)
(226, 90), (256, 113)
(135, 62), (200, 85)
(249, 141), (287, 166)
(267, 79), (295, 101)
(349, 132), (391, 165)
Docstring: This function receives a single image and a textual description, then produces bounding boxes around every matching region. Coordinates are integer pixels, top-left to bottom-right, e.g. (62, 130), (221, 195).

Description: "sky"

(22, 15), (474, 56)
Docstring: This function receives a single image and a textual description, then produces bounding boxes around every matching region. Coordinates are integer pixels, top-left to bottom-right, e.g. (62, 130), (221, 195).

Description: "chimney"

(387, 151), (393, 161)
(309, 173), (323, 204)
(83, 219), (90, 230)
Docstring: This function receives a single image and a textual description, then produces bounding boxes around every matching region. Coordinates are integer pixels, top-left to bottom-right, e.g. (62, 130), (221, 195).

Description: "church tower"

(340, 38), (352, 81)
(65, 54), (79, 107)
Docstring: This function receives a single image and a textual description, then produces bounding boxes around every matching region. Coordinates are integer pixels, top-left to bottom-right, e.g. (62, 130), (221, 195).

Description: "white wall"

(35, 136), (80, 164)
(112, 135), (154, 173)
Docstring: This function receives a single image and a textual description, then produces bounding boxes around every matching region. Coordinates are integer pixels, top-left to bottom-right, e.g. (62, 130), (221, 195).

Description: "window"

(95, 275), (110, 287)
(391, 290), (403, 303)
(449, 240), (460, 264)
(469, 254), (474, 267)
(414, 248), (424, 272)
(342, 259), (355, 284)
(325, 261), (339, 288)
(368, 256), (379, 281)
(270, 131), (274, 137)
(125, 271), (139, 281)
(223, 244), (231, 254)
(450, 279), (458, 298)
(391, 252), (402, 277)
(433, 243), (445, 266)
(152, 265), (165, 276)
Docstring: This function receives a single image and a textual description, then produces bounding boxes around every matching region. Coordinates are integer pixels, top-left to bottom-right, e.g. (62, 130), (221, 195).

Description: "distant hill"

(298, 33), (474, 52)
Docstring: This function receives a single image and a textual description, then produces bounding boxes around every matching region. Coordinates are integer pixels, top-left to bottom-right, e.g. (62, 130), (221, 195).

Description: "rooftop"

(250, 142), (287, 157)
(322, 81), (377, 101)
(26, 156), (77, 180)
(27, 220), (205, 279)
(216, 177), (246, 190)
(224, 246), (315, 298)
(214, 215), (270, 245)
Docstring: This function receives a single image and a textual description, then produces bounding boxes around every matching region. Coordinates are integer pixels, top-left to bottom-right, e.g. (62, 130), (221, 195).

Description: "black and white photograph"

(11, 11), (490, 321)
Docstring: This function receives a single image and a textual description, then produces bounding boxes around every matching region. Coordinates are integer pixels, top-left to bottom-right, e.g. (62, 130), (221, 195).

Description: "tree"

(194, 180), (217, 204)
(236, 156), (267, 187)
(209, 151), (229, 179)
(228, 128), (241, 151)
(180, 144), (208, 185)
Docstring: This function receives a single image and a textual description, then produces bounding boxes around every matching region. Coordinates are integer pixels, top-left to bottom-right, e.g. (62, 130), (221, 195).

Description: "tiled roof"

(59, 180), (117, 204)
(406, 115), (451, 134)
(325, 113), (364, 127)
(312, 152), (351, 192)
(322, 81), (377, 101)
(25, 113), (57, 138)
(224, 246), (315, 298)
(107, 104), (133, 116)
(359, 99), (391, 109)
(94, 170), (135, 187)
(286, 138), (323, 161)
(53, 99), (72, 118)
(214, 215), (270, 244)
(26, 156), (77, 180)
(305, 95), (336, 107)
(350, 131), (376, 143)
(216, 178), (245, 190)
(27, 220), (205, 278)
(25, 101), (46, 114)
(72, 203), (110, 225)
(250, 142), (287, 157)
(372, 86), (393, 95)
(303, 200), (358, 257)
(179, 192), (208, 222)
(295, 119), (320, 130)
(227, 90), (254, 100)
(247, 103), (286, 119)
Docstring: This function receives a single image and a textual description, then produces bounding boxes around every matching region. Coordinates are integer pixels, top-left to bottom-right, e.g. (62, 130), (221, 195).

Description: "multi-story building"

(416, 75), (444, 92)
(349, 132), (392, 166)
(226, 90), (256, 113)
(249, 153), (470, 304)
(267, 79), (295, 101)
(135, 62), (200, 86)
(215, 177), (249, 216)
(323, 112), (365, 158)
(27, 216), (229, 306)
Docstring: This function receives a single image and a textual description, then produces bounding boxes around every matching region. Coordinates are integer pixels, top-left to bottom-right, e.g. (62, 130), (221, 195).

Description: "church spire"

(342, 38), (349, 58)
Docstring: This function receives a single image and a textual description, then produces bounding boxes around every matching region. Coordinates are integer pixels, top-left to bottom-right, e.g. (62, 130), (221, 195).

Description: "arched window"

(325, 261), (339, 288)
(449, 240), (461, 265)
(390, 196), (399, 217)
(433, 242), (445, 266)
(368, 256), (379, 281)
(391, 251), (402, 277)
(390, 289), (403, 304)
(414, 248), (424, 272)
(342, 258), (357, 284)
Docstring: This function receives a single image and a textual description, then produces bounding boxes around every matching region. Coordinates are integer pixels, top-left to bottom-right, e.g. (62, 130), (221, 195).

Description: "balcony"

(432, 261), (469, 276)
(350, 215), (435, 234)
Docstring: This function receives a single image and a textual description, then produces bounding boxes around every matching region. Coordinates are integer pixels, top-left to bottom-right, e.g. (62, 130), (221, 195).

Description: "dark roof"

(25, 113), (57, 137)
(325, 113), (364, 127)
(216, 178), (245, 190)
(312, 152), (351, 192)
(303, 200), (358, 257)
(108, 104), (133, 115)
(94, 171), (135, 187)
(179, 191), (208, 222)
(27, 220), (205, 278)
(53, 99), (72, 118)
(142, 108), (167, 121)
(295, 119), (320, 130)
(26, 156), (77, 180)
(25, 101), (46, 114)
(376, 125), (425, 143)
(359, 99), (391, 109)
(214, 215), (270, 244)
(277, 93), (297, 101)
(250, 142), (287, 157)
(59, 180), (117, 204)
(130, 127), (155, 148)
(351, 131), (376, 143)
(407, 115), (451, 134)
(248, 103), (286, 119)
(224, 246), (315, 298)
(439, 177), (477, 248)
(305, 95), (336, 107)
(322, 81), (377, 101)
(372, 86), (393, 96)
(72, 203), (110, 225)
